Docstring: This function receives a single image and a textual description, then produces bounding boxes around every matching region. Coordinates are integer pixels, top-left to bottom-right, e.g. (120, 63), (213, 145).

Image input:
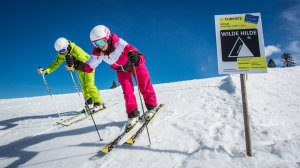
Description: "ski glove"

(65, 54), (77, 67)
(65, 54), (86, 72)
(65, 65), (75, 71)
(127, 51), (140, 66)
(37, 67), (47, 75)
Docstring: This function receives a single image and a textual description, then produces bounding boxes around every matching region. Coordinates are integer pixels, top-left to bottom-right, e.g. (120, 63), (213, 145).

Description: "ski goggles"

(59, 49), (67, 54)
(92, 39), (107, 48)
(95, 39), (106, 46)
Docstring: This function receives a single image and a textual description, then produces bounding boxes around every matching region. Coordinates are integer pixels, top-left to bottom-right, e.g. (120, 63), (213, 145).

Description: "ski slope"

(1, 67), (300, 168)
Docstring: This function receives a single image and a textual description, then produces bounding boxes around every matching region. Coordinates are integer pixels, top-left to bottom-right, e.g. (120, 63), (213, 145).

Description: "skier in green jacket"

(37, 37), (104, 112)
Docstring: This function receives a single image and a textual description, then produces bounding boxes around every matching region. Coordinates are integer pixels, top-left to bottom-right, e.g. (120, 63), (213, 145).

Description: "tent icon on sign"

(228, 37), (254, 58)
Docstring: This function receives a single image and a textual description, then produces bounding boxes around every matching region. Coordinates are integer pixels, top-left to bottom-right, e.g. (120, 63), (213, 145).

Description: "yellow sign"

(219, 16), (257, 30)
(237, 57), (267, 70)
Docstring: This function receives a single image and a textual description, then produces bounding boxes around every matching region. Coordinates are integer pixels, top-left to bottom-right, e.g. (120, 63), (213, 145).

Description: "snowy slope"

(0, 67), (300, 168)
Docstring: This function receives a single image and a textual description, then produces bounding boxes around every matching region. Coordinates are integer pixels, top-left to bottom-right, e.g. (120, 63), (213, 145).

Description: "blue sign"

(245, 14), (259, 24)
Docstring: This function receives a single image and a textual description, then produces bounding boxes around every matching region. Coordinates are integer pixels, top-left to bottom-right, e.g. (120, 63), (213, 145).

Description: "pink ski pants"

(117, 63), (157, 114)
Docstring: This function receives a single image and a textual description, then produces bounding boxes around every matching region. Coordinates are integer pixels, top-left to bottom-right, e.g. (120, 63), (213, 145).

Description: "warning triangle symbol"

(228, 37), (254, 57)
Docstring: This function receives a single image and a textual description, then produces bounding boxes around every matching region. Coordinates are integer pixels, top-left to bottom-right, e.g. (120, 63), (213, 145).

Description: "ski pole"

(74, 71), (84, 96)
(74, 70), (91, 111)
(69, 71), (82, 98)
(132, 64), (152, 145)
(41, 74), (61, 118)
(72, 70), (89, 116)
(74, 70), (104, 141)
(75, 70), (103, 107)
(69, 70), (103, 141)
(70, 70), (88, 115)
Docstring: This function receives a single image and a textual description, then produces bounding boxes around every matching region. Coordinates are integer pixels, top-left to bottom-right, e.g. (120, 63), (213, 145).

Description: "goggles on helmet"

(92, 39), (107, 48)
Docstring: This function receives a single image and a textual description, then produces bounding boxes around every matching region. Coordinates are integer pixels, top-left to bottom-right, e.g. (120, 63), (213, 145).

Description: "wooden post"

(240, 74), (252, 156)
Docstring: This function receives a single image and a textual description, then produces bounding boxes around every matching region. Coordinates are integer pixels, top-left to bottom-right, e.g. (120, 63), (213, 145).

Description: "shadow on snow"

(0, 121), (123, 168)
(0, 111), (80, 130)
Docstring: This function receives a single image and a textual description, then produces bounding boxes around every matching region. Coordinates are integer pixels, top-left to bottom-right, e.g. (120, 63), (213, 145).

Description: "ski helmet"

(54, 37), (69, 52)
(90, 25), (110, 42)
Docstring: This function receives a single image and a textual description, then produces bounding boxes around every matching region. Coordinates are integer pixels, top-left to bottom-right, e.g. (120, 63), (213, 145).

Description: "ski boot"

(82, 98), (94, 114)
(126, 109), (139, 131)
(81, 104), (93, 114)
(145, 104), (157, 120)
(92, 103), (104, 113)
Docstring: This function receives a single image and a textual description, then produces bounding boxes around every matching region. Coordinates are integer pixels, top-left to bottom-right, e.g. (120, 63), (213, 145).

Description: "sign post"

(215, 13), (267, 156)
(240, 73), (252, 156)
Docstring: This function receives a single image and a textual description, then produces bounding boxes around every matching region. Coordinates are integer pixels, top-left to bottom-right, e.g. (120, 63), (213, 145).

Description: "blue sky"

(0, 0), (299, 99)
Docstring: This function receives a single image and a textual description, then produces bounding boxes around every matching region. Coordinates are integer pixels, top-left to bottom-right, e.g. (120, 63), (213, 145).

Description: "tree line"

(268, 53), (296, 68)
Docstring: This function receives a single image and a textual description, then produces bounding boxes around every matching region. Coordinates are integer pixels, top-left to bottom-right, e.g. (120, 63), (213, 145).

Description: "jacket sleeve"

(70, 44), (90, 63)
(74, 60), (94, 73)
(85, 64), (94, 73)
(44, 54), (65, 74)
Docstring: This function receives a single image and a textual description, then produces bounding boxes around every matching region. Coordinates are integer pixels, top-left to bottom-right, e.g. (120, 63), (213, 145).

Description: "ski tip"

(126, 139), (134, 144)
(160, 104), (165, 108)
(101, 147), (109, 154)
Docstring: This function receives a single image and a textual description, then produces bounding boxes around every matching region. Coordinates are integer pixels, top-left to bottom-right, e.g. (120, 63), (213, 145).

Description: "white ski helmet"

(90, 25), (110, 42)
(54, 37), (69, 51)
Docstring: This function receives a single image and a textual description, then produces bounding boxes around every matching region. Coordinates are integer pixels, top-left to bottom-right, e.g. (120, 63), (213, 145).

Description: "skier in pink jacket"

(68, 25), (157, 129)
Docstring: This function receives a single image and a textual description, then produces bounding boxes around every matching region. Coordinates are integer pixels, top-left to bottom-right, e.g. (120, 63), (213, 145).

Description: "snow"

(1, 67), (300, 168)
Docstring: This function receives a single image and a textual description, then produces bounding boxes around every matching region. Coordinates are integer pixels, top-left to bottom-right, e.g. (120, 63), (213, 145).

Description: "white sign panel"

(215, 13), (267, 74)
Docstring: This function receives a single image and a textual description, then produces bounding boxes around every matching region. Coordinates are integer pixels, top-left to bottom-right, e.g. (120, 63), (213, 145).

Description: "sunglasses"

(92, 39), (106, 48)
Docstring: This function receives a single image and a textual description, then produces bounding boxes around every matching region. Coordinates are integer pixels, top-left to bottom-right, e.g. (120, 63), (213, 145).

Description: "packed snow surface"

(1, 67), (300, 168)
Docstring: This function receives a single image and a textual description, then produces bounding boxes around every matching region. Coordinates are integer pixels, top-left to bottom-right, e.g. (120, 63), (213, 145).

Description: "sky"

(0, 0), (299, 99)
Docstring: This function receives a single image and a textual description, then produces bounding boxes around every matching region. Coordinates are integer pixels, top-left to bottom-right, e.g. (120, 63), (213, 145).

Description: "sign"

(244, 14), (259, 24)
(221, 29), (260, 62)
(215, 13), (267, 74)
(219, 16), (257, 29)
(237, 57), (267, 70)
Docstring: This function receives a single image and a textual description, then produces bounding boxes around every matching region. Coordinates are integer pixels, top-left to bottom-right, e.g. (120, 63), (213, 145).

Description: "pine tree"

(267, 58), (276, 68)
(110, 80), (117, 89)
(281, 53), (296, 67)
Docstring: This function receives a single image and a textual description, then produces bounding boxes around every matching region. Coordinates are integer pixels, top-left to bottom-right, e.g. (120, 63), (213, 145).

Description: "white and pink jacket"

(84, 33), (145, 73)
(81, 33), (157, 115)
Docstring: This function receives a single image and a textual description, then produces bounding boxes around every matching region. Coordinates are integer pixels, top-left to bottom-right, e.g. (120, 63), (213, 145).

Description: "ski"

(126, 104), (165, 144)
(100, 126), (134, 154)
(61, 103), (118, 127)
(100, 104), (165, 153)
(57, 108), (92, 125)
(100, 113), (146, 154)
